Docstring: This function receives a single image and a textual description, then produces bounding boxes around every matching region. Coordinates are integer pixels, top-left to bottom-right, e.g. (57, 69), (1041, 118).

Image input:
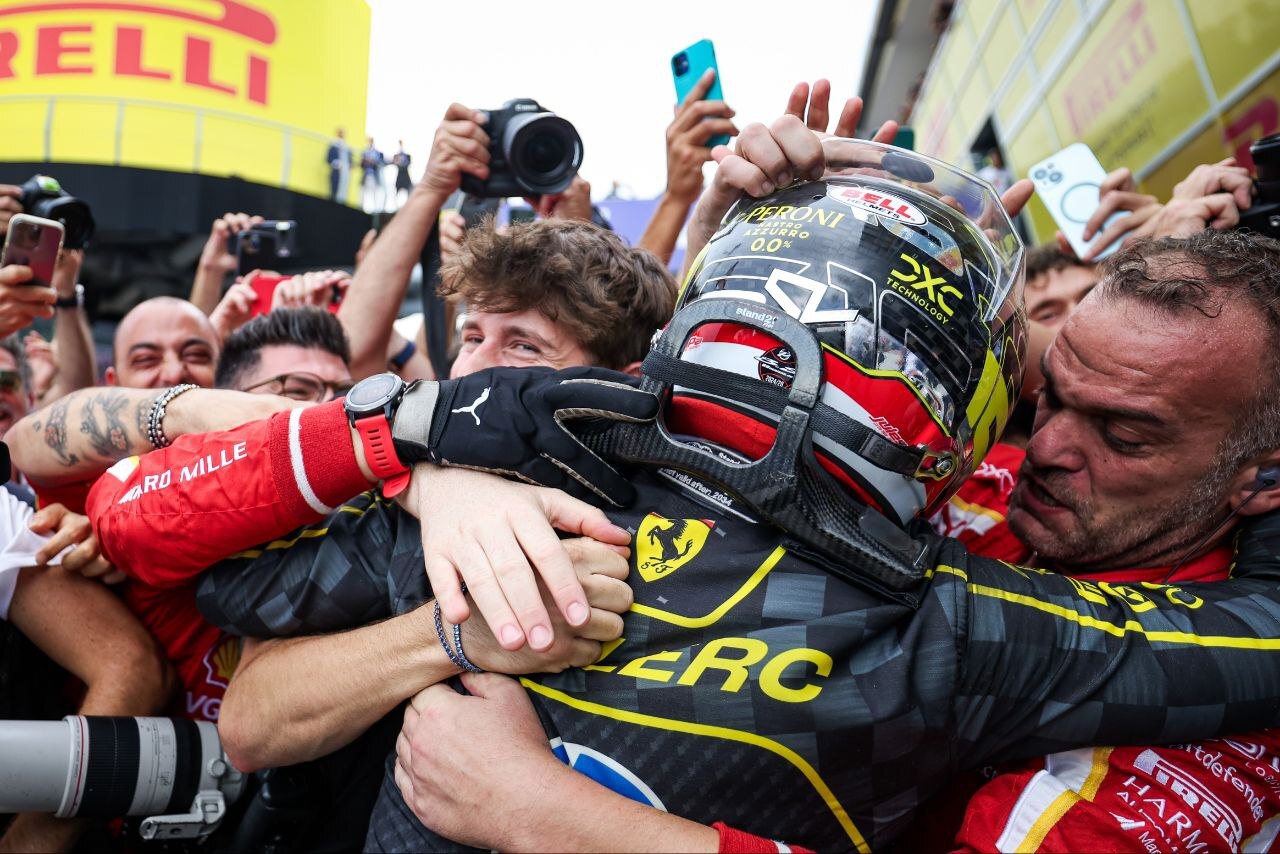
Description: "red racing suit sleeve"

(713, 823), (815, 854)
(88, 400), (372, 588)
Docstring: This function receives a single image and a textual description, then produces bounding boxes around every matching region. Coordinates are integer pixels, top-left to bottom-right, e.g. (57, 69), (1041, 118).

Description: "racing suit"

(88, 402), (372, 720)
(89, 404), (1280, 852)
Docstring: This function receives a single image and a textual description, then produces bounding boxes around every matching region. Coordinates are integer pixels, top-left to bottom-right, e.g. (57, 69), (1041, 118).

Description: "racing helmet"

(665, 139), (1026, 526)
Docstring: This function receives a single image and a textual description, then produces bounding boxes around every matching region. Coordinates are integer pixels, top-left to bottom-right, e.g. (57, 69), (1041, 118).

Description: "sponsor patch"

(829, 185), (928, 225)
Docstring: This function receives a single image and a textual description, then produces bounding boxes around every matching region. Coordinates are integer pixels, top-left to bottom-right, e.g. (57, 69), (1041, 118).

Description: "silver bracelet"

(146, 384), (199, 449)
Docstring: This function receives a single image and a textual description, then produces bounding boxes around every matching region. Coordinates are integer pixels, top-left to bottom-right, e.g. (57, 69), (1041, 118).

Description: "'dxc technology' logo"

(0, 1), (278, 105)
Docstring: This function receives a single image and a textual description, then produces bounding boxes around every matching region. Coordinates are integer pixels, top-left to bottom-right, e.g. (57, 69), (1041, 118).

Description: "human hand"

(50, 248), (84, 299)
(438, 212), (466, 267)
(23, 331), (55, 403)
(209, 279), (259, 340)
(30, 503), (123, 583)
(784, 78), (899, 143)
(687, 114), (826, 257)
(1172, 157), (1254, 209)
(1124, 158), (1255, 241)
(0, 184), (22, 238)
(0, 265), (55, 336)
(399, 466), (632, 652)
(270, 269), (350, 311)
(391, 365), (661, 506)
(663, 68), (739, 204)
(526, 176), (594, 221)
(420, 103), (490, 199)
(199, 212), (263, 274)
(447, 537), (631, 674)
(395, 672), (567, 850)
(1063, 168), (1160, 261)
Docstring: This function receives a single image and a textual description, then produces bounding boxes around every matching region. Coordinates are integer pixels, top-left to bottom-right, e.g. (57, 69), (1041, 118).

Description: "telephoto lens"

(0, 716), (244, 839)
(460, 98), (584, 198)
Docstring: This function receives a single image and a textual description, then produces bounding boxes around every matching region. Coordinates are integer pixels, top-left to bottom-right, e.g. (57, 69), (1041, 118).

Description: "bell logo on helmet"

(889, 253), (963, 318)
(828, 185), (928, 225)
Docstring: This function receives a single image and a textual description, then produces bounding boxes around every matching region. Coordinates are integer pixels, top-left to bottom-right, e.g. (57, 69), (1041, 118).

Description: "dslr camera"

(461, 98), (584, 198)
(20, 174), (95, 249)
(1239, 133), (1280, 240)
(231, 219), (297, 275)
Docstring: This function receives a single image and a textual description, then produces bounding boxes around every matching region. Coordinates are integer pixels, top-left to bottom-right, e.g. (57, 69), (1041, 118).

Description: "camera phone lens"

(674, 53), (689, 75)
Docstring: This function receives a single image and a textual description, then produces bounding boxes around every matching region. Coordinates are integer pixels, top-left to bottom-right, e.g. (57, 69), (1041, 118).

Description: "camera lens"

(673, 53), (690, 76)
(504, 112), (584, 196)
(1251, 133), (1280, 185)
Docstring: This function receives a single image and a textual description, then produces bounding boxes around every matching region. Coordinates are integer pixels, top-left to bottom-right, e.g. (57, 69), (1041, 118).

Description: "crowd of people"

(1, 67), (1280, 854)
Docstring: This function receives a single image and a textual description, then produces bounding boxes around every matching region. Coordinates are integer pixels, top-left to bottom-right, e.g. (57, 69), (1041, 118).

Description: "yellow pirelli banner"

(912, 0), (1280, 242)
(0, 0), (370, 203)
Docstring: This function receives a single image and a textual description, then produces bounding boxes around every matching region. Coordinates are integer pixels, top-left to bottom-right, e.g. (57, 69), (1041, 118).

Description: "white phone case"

(1027, 143), (1123, 260)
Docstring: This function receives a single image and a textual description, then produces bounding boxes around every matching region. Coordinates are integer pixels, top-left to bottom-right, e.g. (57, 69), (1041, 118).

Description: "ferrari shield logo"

(636, 513), (714, 582)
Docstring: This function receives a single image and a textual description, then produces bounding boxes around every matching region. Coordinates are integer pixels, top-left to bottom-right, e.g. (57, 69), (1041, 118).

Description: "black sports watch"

(344, 373), (411, 495)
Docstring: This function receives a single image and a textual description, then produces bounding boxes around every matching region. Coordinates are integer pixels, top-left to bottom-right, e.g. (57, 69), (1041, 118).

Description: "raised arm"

(340, 103), (489, 380)
(42, 249), (95, 403)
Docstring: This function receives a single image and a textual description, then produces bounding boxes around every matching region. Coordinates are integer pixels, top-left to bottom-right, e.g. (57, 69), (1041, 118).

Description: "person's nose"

(1025, 404), (1086, 475)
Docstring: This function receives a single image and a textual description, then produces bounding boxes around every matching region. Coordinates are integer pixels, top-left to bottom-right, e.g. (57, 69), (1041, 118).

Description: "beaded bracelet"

(146, 384), (199, 449)
(432, 600), (484, 674)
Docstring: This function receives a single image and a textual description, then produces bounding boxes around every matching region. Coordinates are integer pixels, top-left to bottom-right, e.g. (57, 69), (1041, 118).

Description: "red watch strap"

(354, 415), (409, 495)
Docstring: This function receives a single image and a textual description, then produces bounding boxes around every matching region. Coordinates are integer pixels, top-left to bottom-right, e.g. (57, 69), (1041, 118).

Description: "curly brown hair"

(439, 218), (676, 370)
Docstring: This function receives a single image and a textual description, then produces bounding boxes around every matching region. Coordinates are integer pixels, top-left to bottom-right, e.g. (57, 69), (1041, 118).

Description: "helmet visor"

(820, 138), (1024, 321)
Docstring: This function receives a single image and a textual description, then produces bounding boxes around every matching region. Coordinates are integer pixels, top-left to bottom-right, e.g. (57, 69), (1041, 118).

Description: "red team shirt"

(81, 413), (1280, 852)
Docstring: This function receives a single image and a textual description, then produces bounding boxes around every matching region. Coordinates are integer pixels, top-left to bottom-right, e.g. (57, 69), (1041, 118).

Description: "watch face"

(347, 373), (401, 410)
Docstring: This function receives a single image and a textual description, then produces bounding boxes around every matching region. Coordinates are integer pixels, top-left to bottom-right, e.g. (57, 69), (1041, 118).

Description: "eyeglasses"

(243, 372), (353, 403)
(0, 370), (22, 394)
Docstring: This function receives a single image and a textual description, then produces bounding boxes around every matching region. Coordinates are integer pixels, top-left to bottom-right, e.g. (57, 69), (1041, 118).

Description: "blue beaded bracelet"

(432, 600), (484, 674)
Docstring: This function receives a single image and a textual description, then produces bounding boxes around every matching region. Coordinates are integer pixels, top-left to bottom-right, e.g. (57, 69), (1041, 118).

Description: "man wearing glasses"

(216, 307), (354, 403)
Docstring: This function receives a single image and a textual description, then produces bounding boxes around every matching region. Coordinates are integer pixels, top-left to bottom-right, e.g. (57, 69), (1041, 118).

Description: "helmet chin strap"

(576, 298), (936, 602)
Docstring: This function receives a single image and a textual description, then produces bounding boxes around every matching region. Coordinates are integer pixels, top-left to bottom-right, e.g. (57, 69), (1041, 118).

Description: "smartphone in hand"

(1027, 143), (1124, 260)
(672, 39), (731, 148)
(1, 214), (65, 286)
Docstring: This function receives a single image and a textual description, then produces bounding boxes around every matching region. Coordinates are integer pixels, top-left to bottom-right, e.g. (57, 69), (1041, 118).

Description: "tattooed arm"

(10, 386), (301, 487)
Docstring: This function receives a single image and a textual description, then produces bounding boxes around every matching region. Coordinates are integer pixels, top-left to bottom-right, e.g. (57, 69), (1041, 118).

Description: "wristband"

(54, 283), (85, 310)
(389, 338), (417, 371)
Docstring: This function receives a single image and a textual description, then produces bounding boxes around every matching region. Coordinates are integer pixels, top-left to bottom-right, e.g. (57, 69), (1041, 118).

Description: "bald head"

(107, 297), (219, 389)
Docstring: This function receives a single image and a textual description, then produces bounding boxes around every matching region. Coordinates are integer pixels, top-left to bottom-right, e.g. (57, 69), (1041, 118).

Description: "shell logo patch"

(202, 634), (242, 689)
(636, 513), (714, 583)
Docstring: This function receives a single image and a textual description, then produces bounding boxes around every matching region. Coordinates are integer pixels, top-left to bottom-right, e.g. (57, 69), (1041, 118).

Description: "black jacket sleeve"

(947, 514), (1280, 767)
(195, 491), (412, 638)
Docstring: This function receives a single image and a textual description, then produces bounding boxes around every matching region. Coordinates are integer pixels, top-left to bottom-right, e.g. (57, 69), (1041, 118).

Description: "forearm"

(42, 307), (95, 403)
(341, 187), (447, 379)
(9, 569), (173, 715)
(189, 262), (224, 317)
(11, 386), (295, 487)
(221, 605), (458, 771)
(636, 193), (696, 265)
(498, 759), (719, 852)
(89, 400), (374, 587)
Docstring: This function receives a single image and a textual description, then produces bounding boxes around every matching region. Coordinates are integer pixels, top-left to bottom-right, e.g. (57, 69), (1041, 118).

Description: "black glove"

(390, 366), (659, 506)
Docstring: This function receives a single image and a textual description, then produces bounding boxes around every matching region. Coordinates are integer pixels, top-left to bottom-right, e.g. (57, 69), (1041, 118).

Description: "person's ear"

(620, 360), (643, 378)
(104, 366), (117, 386)
(1230, 458), (1280, 516)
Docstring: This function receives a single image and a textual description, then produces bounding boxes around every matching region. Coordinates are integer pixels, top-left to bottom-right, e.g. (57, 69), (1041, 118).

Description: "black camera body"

(20, 174), (95, 249)
(1239, 133), (1280, 240)
(231, 220), (297, 274)
(461, 98), (584, 198)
